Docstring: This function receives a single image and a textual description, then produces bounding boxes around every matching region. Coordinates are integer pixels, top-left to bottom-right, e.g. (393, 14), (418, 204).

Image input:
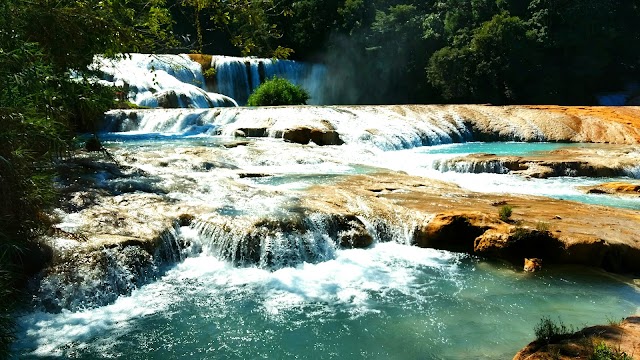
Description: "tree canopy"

(264, 0), (640, 105)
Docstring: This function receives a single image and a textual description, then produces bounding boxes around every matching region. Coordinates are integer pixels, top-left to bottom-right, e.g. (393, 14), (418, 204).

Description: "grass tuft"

(499, 205), (513, 222)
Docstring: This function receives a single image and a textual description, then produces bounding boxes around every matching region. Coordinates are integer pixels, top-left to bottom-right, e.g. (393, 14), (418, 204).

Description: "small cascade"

(623, 165), (640, 179)
(93, 54), (237, 108)
(101, 106), (475, 150)
(184, 207), (426, 270)
(432, 158), (509, 174)
(191, 214), (340, 269)
(31, 225), (190, 312)
(211, 56), (326, 105)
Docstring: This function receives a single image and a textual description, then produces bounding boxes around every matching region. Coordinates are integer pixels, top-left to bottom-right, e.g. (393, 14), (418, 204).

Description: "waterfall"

(623, 165), (640, 179)
(184, 208), (426, 271)
(31, 225), (190, 312)
(93, 54), (237, 108)
(91, 53), (326, 108)
(102, 106), (474, 150)
(432, 158), (509, 174)
(211, 56), (326, 105)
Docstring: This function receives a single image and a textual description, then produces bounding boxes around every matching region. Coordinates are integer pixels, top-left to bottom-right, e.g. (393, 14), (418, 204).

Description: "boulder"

(524, 258), (542, 272)
(335, 215), (373, 248)
(282, 127), (344, 145)
(156, 90), (179, 108)
(283, 127), (312, 144)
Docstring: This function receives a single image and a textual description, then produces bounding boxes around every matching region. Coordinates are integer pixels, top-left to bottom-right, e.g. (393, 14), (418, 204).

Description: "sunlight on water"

(16, 243), (639, 359)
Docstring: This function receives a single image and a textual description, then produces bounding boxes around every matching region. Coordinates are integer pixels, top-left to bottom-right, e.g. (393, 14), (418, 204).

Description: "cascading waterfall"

(92, 53), (326, 108)
(94, 54), (237, 108)
(103, 106), (474, 150)
(31, 224), (190, 312)
(17, 98), (640, 358)
(211, 56), (326, 105)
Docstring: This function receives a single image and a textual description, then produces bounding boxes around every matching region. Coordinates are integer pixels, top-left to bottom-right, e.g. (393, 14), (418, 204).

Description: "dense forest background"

(186, 0), (640, 105)
(1, 0), (640, 357)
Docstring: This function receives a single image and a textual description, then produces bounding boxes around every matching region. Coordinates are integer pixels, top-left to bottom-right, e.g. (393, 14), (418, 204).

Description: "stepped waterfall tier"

(94, 54), (325, 108)
(16, 103), (640, 358)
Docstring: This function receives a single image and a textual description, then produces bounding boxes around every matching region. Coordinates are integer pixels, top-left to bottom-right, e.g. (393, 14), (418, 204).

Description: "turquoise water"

(16, 243), (639, 359)
(415, 142), (583, 156)
(23, 137), (638, 359)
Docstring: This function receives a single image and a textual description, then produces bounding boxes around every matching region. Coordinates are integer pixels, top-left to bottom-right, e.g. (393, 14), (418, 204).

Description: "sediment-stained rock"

(581, 182), (640, 196)
(302, 172), (640, 274)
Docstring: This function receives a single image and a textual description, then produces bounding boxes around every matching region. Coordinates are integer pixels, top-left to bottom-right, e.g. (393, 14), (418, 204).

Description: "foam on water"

(16, 243), (640, 359)
(93, 54), (237, 108)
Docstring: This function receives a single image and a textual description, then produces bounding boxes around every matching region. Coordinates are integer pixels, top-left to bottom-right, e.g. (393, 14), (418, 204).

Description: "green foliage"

(203, 67), (217, 81)
(0, 0), (189, 355)
(591, 342), (632, 360)
(264, 0), (640, 105)
(499, 205), (513, 222)
(181, 0), (293, 57)
(247, 77), (310, 106)
(534, 317), (573, 343)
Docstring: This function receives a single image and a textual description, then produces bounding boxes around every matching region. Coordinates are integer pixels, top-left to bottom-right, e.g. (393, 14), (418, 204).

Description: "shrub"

(591, 342), (632, 360)
(247, 77), (309, 106)
(203, 67), (217, 81)
(534, 317), (573, 343)
(499, 205), (513, 222)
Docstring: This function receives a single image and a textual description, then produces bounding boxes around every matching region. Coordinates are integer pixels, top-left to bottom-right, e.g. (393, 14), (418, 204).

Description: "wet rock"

(156, 90), (180, 108)
(413, 213), (489, 253)
(237, 127), (267, 137)
(310, 129), (344, 145)
(283, 127), (312, 144)
(524, 258), (542, 272)
(178, 214), (195, 227)
(335, 215), (373, 248)
(282, 127), (344, 145)
(474, 227), (562, 263)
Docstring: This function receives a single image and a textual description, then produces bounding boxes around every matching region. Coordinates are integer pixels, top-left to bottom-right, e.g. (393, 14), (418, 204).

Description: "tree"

(179, 0), (294, 57)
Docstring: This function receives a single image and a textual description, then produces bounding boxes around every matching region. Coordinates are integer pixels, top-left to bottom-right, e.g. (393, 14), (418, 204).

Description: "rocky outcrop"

(513, 316), (640, 360)
(156, 90), (180, 108)
(303, 172), (640, 274)
(581, 182), (640, 196)
(436, 146), (640, 178)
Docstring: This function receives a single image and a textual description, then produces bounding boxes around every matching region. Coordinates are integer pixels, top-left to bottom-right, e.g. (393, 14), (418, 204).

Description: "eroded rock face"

(303, 172), (640, 274)
(581, 182), (640, 196)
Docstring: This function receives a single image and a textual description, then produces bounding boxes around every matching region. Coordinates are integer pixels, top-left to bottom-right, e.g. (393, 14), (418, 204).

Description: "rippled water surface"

(16, 243), (640, 359)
